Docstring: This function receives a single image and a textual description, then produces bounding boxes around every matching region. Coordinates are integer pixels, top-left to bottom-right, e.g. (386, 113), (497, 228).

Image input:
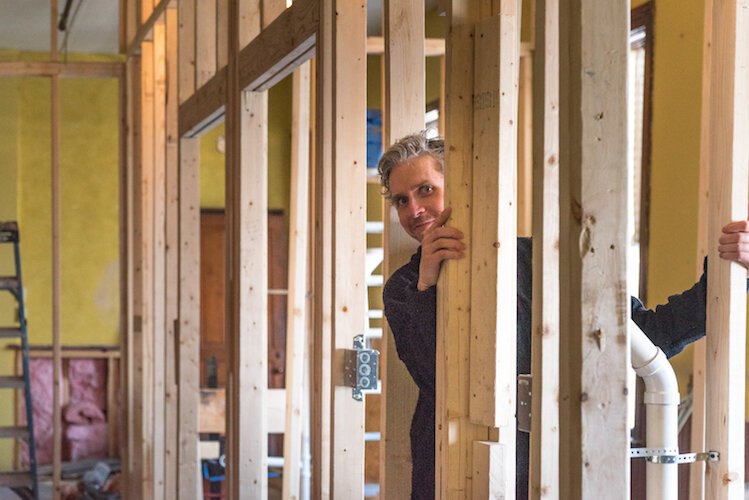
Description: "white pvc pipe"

(631, 328), (680, 500)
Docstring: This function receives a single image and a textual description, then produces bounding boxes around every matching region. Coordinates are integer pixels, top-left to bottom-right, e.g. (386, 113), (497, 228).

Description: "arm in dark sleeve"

(630, 257), (749, 358)
(383, 263), (437, 396)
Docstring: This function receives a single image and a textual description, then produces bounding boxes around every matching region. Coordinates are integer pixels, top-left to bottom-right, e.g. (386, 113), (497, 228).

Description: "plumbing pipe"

(631, 327), (680, 500)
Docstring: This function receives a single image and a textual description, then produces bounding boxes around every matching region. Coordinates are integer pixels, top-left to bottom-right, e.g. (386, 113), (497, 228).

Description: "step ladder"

(0, 221), (38, 498)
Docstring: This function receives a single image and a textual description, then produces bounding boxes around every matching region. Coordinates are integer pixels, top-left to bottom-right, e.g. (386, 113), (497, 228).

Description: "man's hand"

(719, 219), (749, 271)
(417, 207), (465, 291)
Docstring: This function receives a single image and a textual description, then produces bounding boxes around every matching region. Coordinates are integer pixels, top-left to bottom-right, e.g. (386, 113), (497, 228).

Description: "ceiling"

(0, 0), (439, 56)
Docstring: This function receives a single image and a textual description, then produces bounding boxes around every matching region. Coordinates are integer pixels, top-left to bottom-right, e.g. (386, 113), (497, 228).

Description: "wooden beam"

(470, 9), (520, 429)
(558, 1), (629, 497)
(468, 10), (520, 495)
(282, 60), (311, 500)
(195, 0), (217, 86)
(262, 0), (287, 27)
(472, 441), (509, 500)
(151, 22), (168, 499)
(225, 0), (268, 495)
(178, 0), (317, 137)
(705, 1), (749, 498)
(380, 0), (424, 498)
(177, 0), (196, 104)
(367, 35), (445, 57)
(177, 137), (201, 499)
(217, 0), (229, 68)
(436, 2), (497, 498)
(138, 39), (156, 500)
(690, 2), (713, 499)
(529, 0), (560, 498)
(163, 8), (180, 496)
(127, 0), (172, 57)
(0, 61), (124, 78)
(517, 54), (533, 237)
(199, 388), (286, 434)
(314, 0), (367, 496)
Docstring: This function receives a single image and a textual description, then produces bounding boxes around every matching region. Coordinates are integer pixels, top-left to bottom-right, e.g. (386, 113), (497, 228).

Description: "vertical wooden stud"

(217, 0), (229, 68)
(177, 136), (201, 499)
(282, 60), (311, 500)
(380, 0), (424, 497)
(164, 7), (180, 495)
(517, 53), (533, 237)
(558, 0), (630, 498)
(226, 0), (268, 495)
(196, 0), (217, 86)
(314, 0), (367, 496)
(529, 0), (559, 498)
(178, 0), (196, 104)
(704, 1), (749, 498)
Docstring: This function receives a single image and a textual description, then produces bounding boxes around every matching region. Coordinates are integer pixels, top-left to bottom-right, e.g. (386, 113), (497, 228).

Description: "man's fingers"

(430, 248), (465, 262)
(433, 206), (453, 228)
(424, 226), (464, 242)
(722, 220), (749, 233)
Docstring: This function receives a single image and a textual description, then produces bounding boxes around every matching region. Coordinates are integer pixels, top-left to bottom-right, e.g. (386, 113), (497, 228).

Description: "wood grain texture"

(705, 1), (749, 498)
(195, 0), (217, 86)
(177, 137), (200, 500)
(177, 0), (196, 104)
(469, 11), (520, 431)
(380, 0), (424, 497)
(282, 61), (311, 500)
(558, 1), (629, 498)
(163, 9), (179, 495)
(529, 0), (560, 497)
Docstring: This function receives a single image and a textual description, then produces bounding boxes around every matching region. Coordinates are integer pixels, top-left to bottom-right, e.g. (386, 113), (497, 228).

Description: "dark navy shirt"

(383, 237), (735, 500)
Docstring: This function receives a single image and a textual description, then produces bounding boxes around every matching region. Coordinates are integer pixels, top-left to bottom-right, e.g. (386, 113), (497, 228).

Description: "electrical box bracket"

(343, 335), (379, 401)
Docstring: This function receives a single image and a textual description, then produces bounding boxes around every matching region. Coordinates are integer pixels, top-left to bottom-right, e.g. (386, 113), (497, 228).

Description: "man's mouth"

(414, 219), (434, 231)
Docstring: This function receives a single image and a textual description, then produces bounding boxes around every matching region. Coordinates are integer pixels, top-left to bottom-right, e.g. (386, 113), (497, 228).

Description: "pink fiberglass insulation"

(19, 358), (112, 465)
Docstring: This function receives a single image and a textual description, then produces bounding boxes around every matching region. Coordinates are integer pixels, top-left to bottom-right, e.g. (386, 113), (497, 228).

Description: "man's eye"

(420, 185), (433, 194)
(393, 197), (407, 207)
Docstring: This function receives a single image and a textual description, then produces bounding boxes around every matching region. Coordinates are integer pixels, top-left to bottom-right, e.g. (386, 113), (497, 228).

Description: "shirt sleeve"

(630, 257), (749, 358)
(383, 263), (437, 396)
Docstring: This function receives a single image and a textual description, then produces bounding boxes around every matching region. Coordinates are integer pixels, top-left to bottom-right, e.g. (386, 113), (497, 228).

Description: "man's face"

(388, 155), (445, 242)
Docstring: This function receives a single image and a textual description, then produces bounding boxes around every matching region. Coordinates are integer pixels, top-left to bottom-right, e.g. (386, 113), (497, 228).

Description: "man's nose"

(408, 199), (425, 218)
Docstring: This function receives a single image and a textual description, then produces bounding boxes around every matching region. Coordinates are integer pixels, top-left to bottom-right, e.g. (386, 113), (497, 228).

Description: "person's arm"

(631, 258), (749, 358)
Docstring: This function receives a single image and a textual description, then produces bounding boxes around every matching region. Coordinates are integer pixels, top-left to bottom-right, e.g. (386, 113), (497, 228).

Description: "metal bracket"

(517, 374), (532, 433)
(343, 335), (379, 401)
(630, 447), (720, 465)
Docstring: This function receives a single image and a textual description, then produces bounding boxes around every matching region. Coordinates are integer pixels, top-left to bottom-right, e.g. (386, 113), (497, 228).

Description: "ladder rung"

(0, 277), (19, 293)
(0, 221), (19, 243)
(0, 426), (29, 439)
(0, 376), (25, 389)
(0, 327), (22, 339)
(0, 470), (33, 488)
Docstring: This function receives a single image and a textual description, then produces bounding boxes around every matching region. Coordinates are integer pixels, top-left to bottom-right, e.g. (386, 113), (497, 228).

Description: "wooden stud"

(366, 36), (446, 57)
(438, 2), (482, 497)
(690, 2), (712, 498)
(196, 0), (217, 86)
(517, 53), (533, 237)
(529, 0), (559, 498)
(704, 1), (749, 498)
(164, 8), (180, 495)
(107, 357), (119, 457)
(152, 21), (168, 499)
(380, 0), (424, 498)
(558, 1), (629, 498)
(314, 0), (367, 496)
(217, 0), (229, 68)
(282, 60), (311, 500)
(177, 136), (201, 500)
(178, 0), (196, 104)
(469, 8), (520, 429)
(238, 0), (262, 48)
(199, 388), (286, 434)
(139, 39), (157, 500)
(0, 61), (124, 78)
(472, 441), (509, 500)
(225, 0), (268, 494)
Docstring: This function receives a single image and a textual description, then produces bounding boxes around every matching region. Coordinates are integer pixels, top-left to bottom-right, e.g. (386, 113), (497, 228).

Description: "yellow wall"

(0, 54), (120, 468)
